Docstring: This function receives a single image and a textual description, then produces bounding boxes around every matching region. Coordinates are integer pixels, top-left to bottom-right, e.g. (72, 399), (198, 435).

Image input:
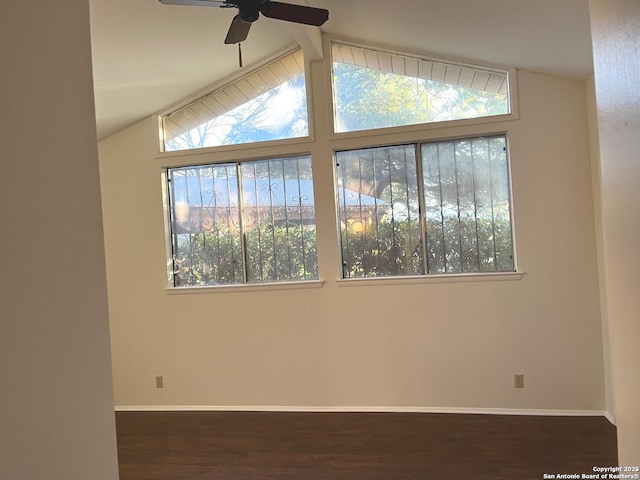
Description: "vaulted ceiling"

(89, 0), (593, 141)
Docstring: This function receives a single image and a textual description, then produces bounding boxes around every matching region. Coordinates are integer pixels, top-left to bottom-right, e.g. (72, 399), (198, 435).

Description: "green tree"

(166, 74), (308, 151)
(332, 63), (508, 133)
(337, 137), (514, 278)
(174, 222), (317, 286)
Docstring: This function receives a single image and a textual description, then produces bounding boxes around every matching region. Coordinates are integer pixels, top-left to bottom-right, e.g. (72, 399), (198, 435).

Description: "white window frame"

(324, 36), (519, 141)
(161, 154), (324, 292)
(156, 45), (316, 156)
(334, 134), (519, 282)
(154, 37), (523, 293)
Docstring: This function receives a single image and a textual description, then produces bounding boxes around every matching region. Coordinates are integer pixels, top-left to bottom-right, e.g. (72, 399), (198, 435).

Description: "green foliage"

(333, 63), (508, 132)
(245, 222), (318, 282)
(341, 216), (513, 278)
(338, 136), (514, 278)
(341, 218), (423, 277)
(424, 216), (514, 274)
(173, 225), (243, 286)
(333, 64), (430, 132)
(173, 222), (318, 286)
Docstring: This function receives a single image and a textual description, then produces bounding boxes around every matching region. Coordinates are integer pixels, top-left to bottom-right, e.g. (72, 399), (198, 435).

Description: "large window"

(162, 49), (308, 152)
(167, 155), (318, 286)
(160, 42), (519, 288)
(331, 43), (510, 133)
(336, 135), (514, 278)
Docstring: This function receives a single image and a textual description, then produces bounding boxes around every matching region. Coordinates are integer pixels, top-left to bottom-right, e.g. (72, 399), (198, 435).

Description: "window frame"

(324, 36), (519, 141)
(161, 153), (323, 291)
(333, 133), (520, 282)
(155, 37), (523, 293)
(156, 45), (316, 156)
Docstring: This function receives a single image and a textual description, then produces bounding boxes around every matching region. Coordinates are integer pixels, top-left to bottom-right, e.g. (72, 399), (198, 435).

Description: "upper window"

(166, 155), (318, 286)
(336, 135), (514, 278)
(162, 49), (308, 152)
(331, 43), (510, 134)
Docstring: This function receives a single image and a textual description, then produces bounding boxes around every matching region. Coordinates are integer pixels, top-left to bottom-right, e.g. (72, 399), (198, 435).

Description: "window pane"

(336, 145), (423, 278)
(488, 137), (515, 271)
(336, 136), (514, 279)
(332, 43), (510, 133)
(167, 155), (318, 287)
(240, 156), (318, 282)
(421, 135), (514, 274)
(163, 50), (308, 151)
(168, 164), (244, 286)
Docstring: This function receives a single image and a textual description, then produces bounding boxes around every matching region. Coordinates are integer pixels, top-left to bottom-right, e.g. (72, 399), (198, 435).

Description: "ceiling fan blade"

(261, 1), (329, 26)
(224, 14), (252, 44)
(159, 0), (228, 7)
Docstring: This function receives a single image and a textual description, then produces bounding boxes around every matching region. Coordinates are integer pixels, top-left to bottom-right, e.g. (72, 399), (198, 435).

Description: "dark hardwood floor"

(116, 411), (617, 480)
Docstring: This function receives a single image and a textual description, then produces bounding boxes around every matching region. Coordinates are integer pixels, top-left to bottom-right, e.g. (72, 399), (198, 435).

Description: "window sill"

(336, 271), (523, 287)
(165, 279), (324, 295)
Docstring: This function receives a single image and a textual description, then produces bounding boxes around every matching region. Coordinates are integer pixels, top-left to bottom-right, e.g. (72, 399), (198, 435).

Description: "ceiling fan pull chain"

(238, 43), (243, 68)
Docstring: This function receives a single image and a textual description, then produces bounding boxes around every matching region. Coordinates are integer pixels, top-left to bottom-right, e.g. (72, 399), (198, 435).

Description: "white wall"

(100, 60), (606, 413)
(590, 0), (640, 465)
(0, 2), (119, 479)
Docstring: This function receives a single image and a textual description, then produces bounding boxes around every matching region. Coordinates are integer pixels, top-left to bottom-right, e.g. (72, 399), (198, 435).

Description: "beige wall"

(590, 0), (640, 465)
(0, 1), (119, 479)
(100, 62), (606, 413)
(585, 75), (615, 420)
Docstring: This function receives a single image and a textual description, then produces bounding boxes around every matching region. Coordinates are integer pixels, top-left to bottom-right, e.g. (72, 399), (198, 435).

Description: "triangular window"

(331, 42), (510, 133)
(162, 49), (308, 151)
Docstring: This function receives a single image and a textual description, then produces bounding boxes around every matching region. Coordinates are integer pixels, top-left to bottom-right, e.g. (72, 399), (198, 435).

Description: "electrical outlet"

(514, 374), (524, 389)
(155, 375), (164, 389)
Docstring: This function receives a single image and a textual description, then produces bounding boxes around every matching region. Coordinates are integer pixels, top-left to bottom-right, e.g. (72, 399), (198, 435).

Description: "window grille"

(336, 135), (514, 278)
(167, 155), (318, 286)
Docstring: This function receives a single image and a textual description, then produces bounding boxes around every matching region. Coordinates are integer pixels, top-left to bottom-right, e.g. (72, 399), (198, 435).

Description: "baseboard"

(604, 410), (616, 425)
(114, 404), (608, 418)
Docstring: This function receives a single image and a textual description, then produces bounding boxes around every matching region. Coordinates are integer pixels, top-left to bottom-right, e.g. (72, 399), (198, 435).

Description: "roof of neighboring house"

(170, 177), (385, 208)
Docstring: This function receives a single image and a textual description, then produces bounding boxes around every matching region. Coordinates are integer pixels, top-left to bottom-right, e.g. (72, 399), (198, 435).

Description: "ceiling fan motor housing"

(235, 0), (267, 23)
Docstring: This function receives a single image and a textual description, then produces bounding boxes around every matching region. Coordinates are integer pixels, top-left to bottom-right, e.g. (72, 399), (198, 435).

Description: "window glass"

(336, 145), (424, 277)
(332, 43), (510, 133)
(336, 135), (514, 278)
(163, 49), (308, 151)
(422, 136), (514, 273)
(240, 157), (318, 283)
(167, 155), (317, 286)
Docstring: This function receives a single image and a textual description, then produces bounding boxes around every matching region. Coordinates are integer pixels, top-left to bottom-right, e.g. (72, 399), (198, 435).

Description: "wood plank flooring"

(116, 411), (617, 480)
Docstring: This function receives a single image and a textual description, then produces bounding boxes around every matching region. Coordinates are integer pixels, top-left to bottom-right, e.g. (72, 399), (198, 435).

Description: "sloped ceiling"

(89, 0), (593, 141)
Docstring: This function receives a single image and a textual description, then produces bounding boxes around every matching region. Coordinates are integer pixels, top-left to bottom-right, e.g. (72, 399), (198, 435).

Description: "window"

(166, 155), (318, 286)
(159, 42), (519, 288)
(331, 43), (510, 133)
(162, 49), (308, 152)
(336, 135), (514, 278)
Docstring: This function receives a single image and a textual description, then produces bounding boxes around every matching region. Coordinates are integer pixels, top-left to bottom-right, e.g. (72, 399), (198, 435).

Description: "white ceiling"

(89, 0), (593, 141)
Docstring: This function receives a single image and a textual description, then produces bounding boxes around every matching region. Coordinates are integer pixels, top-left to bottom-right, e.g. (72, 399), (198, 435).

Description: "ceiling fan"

(159, 0), (329, 44)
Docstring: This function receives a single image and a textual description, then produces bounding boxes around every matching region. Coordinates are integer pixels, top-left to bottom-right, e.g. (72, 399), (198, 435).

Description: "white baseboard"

(114, 404), (609, 418)
(604, 410), (616, 425)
